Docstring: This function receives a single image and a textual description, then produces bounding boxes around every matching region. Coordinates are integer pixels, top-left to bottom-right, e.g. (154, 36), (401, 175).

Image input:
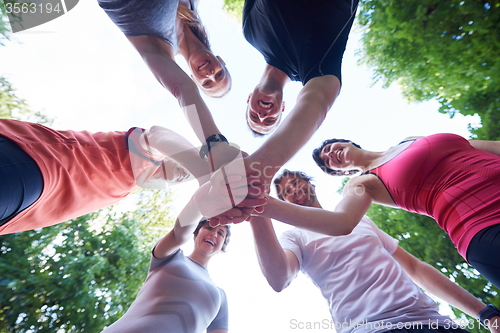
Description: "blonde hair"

(177, 4), (211, 50)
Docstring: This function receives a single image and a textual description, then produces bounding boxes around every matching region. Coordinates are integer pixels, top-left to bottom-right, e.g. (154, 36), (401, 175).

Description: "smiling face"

(246, 91), (284, 135)
(189, 53), (231, 97)
(194, 223), (229, 256)
(319, 142), (357, 172)
(277, 175), (317, 207)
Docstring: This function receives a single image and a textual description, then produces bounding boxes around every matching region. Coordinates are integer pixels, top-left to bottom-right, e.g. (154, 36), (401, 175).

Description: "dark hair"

(273, 169), (314, 201)
(312, 139), (362, 176)
(193, 218), (231, 252)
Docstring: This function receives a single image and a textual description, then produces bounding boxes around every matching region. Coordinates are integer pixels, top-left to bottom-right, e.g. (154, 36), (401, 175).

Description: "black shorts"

(467, 223), (500, 289)
(0, 135), (43, 226)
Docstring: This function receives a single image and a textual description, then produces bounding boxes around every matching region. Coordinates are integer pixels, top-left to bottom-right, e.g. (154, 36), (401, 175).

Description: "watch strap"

(478, 304), (500, 327)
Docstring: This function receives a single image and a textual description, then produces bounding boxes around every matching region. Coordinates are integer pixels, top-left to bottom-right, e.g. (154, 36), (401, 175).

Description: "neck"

(177, 22), (204, 60)
(259, 64), (290, 92)
(188, 252), (209, 268)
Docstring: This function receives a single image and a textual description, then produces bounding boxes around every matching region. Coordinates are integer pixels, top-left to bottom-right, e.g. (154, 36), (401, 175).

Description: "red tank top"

(366, 133), (500, 259)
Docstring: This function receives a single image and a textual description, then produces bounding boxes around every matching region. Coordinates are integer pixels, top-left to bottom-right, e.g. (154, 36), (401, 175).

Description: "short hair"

(312, 139), (362, 176)
(273, 169), (314, 201)
(193, 218), (231, 252)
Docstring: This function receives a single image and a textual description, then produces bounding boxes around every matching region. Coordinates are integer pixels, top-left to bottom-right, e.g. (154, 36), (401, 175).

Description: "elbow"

(269, 280), (289, 293)
(169, 79), (198, 101)
(146, 125), (167, 145)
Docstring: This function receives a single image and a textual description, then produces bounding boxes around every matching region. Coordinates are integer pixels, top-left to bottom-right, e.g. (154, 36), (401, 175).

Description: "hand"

(193, 172), (267, 225)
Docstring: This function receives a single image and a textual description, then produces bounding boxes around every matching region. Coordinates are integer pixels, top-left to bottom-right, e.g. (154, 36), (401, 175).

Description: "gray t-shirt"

(98, 0), (195, 53)
(102, 249), (228, 333)
(280, 217), (452, 333)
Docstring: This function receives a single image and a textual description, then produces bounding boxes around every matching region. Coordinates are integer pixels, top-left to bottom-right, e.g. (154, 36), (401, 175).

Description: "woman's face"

(194, 224), (227, 256)
(319, 142), (356, 171)
(189, 52), (230, 97)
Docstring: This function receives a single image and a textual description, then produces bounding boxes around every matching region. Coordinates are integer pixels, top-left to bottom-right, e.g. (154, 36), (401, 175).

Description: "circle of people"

(1, 0), (499, 332)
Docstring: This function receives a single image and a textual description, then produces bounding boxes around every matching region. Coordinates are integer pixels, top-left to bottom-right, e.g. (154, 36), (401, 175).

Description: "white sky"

(0, 0), (478, 332)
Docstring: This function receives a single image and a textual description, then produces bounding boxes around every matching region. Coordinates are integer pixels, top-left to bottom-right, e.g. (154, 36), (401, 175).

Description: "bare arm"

(153, 197), (202, 258)
(258, 181), (372, 236)
(469, 140), (500, 157)
(392, 247), (500, 332)
(143, 125), (211, 184)
(209, 330), (228, 333)
(249, 216), (299, 292)
(126, 36), (221, 145)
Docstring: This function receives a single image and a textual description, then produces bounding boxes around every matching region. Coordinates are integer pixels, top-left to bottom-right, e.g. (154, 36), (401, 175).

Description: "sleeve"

(362, 216), (399, 255)
(149, 248), (182, 271)
(207, 288), (229, 332)
(278, 229), (304, 269)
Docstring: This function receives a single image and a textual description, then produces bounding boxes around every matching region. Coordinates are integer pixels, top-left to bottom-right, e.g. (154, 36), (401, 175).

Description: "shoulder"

(401, 136), (422, 142)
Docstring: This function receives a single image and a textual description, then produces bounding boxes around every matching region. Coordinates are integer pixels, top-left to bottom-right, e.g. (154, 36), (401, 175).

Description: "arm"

(469, 140), (500, 157)
(247, 75), (340, 184)
(143, 125), (211, 184)
(249, 216), (299, 292)
(208, 330), (227, 333)
(392, 247), (500, 332)
(153, 196), (202, 258)
(127, 36), (238, 170)
(127, 36), (219, 141)
(258, 181), (371, 236)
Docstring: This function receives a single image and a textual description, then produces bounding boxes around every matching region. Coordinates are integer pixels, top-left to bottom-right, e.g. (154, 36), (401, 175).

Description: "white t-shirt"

(279, 217), (452, 333)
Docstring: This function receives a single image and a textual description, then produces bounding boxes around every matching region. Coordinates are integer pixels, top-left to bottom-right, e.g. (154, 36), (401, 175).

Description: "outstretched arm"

(127, 36), (238, 170)
(142, 125), (211, 184)
(258, 181), (371, 236)
(249, 216), (299, 292)
(392, 247), (500, 332)
(153, 196), (202, 258)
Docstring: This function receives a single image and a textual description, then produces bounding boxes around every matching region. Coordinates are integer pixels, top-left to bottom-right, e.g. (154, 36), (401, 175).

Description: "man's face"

(246, 92), (284, 135)
(278, 175), (316, 207)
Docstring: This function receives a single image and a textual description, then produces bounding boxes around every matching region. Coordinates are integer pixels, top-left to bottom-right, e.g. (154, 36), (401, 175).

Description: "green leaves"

(358, 0), (500, 139)
(0, 190), (174, 332)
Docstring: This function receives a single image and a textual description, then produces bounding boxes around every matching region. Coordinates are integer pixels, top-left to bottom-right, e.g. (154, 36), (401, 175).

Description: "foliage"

(0, 190), (174, 332)
(222, 0), (245, 22)
(0, 77), (53, 125)
(0, 0), (19, 45)
(357, 0), (500, 140)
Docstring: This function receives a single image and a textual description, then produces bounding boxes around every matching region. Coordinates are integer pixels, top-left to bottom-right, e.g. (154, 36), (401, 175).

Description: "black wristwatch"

(199, 134), (228, 159)
(478, 304), (500, 328)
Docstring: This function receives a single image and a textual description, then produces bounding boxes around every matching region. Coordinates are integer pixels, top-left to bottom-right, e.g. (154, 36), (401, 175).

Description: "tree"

(223, 0), (244, 21)
(0, 76), (53, 124)
(357, 0), (500, 139)
(0, 190), (174, 332)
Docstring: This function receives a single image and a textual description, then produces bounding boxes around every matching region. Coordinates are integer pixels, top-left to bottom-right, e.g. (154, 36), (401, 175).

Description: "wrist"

(199, 134), (228, 159)
(479, 304), (500, 328)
